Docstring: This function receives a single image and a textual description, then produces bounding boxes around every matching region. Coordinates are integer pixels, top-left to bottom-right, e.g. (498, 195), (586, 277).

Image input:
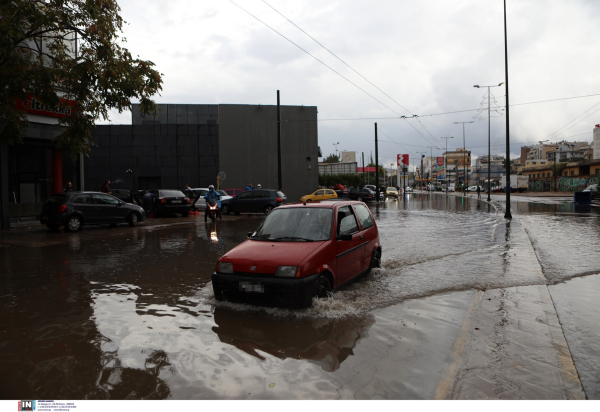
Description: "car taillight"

(185, 197), (190, 204)
(160, 197), (166, 204)
(276, 197), (283, 203)
(57, 204), (66, 212)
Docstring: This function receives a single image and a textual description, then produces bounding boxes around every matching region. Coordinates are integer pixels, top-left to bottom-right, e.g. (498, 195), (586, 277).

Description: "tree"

(0, 0), (163, 154)
(322, 153), (340, 163)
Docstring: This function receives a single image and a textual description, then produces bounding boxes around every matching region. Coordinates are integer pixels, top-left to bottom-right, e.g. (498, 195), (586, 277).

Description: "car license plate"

(239, 281), (264, 293)
(172, 200), (181, 204)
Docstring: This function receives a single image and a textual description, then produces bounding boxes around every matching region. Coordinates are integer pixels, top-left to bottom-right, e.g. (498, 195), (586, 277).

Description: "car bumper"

(212, 272), (320, 308)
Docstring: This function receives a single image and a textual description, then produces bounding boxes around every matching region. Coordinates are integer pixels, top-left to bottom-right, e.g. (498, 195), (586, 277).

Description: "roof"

(279, 200), (362, 209)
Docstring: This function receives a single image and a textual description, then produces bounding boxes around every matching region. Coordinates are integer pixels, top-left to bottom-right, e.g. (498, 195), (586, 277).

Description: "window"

(353, 203), (374, 230)
(542, 173), (545, 177)
(315, 190), (325, 196)
(72, 195), (93, 204)
(237, 191), (252, 200)
(326, 190), (335, 195)
(596, 169), (599, 176)
(571, 171), (575, 176)
(564, 172), (568, 176)
(94, 194), (120, 205)
(337, 206), (359, 235)
(252, 190), (270, 198)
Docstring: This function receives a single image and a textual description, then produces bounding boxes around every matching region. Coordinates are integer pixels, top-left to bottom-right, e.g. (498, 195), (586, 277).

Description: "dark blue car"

(220, 189), (286, 216)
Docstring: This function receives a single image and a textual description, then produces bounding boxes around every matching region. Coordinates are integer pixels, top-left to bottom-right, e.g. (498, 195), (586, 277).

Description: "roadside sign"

(397, 154), (409, 166)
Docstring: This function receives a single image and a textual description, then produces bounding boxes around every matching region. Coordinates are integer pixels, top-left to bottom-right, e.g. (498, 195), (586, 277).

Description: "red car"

(224, 188), (244, 197)
(212, 200), (381, 308)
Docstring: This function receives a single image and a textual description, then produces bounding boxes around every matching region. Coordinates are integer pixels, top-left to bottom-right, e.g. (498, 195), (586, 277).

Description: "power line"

(545, 101), (600, 140)
(229, 1), (408, 121)
(250, 0), (440, 147)
(261, 0), (413, 117)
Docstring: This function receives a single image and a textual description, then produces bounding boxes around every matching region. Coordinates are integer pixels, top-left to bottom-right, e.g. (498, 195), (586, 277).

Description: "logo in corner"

(18, 400), (36, 411)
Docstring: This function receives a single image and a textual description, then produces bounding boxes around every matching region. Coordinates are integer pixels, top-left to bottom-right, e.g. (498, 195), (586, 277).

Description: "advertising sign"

(436, 156), (445, 180)
(397, 154), (409, 166)
(15, 94), (76, 118)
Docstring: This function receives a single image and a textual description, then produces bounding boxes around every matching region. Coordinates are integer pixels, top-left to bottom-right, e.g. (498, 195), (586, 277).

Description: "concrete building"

(340, 151), (356, 163)
(86, 103), (319, 203)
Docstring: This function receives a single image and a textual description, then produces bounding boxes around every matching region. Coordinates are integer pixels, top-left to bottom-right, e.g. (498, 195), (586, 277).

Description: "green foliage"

(322, 154), (340, 163)
(0, 0), (163, 154)
(318, 174), (364, 188)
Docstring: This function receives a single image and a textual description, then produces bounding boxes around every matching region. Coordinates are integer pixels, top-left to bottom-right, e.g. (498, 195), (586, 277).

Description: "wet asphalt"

(0, 194), (599, 399)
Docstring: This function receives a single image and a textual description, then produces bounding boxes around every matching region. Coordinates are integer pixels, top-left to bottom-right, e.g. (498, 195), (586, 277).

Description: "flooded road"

(1, 194), (599, 399)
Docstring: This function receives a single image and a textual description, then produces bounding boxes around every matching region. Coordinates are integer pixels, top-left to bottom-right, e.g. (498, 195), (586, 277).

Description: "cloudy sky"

(103, 0), (600, 171)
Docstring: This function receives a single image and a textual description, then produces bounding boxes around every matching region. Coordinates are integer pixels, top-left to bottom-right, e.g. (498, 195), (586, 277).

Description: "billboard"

(15, 94), (76, 118)
(436, 156), (445, 180)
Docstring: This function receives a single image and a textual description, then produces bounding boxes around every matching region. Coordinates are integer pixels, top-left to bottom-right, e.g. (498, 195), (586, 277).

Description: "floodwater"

(1, 194), (599, 399)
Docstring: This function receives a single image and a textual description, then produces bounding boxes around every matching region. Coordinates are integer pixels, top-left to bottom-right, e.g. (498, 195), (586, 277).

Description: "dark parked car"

(221, 189), (286, 216)
(110, 188), (134, 204)
(348, 187), (376, 202)
(40, 191), (145, 231)
(151, 189), (191, 216)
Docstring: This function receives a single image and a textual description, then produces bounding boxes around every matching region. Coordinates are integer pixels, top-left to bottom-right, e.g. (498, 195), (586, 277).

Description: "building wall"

(318, 162), (357, 175)
(218, 104), (319, 202)
(86, 124), (219, 191)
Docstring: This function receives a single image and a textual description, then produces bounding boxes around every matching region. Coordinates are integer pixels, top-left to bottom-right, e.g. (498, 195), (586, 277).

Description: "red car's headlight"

(216, 261), (233, 274)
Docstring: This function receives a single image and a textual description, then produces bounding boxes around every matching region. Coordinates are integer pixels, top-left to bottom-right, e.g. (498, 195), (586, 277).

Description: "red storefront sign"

(15, 95), (76, 118)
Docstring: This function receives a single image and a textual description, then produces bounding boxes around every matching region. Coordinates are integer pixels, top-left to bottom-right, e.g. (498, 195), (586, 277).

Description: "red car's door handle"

(360, 235), (364, 240)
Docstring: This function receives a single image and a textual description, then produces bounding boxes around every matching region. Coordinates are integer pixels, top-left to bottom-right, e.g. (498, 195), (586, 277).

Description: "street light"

(439, 137), (454, 194)
(333, 142), (340, 158)
(474, 82), (504, 202)
(454, 121), (474, 195)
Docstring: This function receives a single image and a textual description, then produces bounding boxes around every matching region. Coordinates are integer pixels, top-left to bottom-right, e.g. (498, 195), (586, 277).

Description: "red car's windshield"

(252, 208), (333, 242)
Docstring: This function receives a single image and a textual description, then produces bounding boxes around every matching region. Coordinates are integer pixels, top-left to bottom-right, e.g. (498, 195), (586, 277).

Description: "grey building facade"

(85, 103), (319, 202)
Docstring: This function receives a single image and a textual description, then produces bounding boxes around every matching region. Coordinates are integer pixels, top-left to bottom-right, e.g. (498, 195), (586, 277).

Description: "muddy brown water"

(1, 195), (599, 399)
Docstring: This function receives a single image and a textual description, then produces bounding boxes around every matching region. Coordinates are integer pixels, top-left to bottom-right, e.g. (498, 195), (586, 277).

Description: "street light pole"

(454, 121), (474, 195)
(439, 137), (454, 194)
(333, 141), (340, 158)
(474, 83), (504, 202)
(417, 151), (426, 190)
(503, 0), (512, 219)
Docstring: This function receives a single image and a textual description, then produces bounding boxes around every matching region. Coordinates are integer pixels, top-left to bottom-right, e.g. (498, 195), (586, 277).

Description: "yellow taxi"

(300, 188), (338, 202)
(385, 187), (399, 197)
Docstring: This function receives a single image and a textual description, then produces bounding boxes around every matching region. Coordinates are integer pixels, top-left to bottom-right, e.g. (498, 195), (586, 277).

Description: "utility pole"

(277, 90), (282, 191)
(375, 123), (379, 201)
(454, 121), (474, 195)
(504, 0), (512, 219)
(362, 152), (365, 186)
(439, 137), (454, 194)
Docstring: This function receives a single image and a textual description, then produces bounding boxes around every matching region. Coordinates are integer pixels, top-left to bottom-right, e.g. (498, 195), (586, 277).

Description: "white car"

(405, 187), (413, 192)
(583, 184), (597, 192)
(467, 186), (480, 192)
(188, 188), (232, 210)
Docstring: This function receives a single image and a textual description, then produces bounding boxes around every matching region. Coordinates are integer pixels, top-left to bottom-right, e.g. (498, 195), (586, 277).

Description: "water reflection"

(212, 308), (375, 372)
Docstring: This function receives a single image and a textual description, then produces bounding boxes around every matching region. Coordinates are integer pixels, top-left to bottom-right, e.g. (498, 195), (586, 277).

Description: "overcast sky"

(102, 0), (600, 171)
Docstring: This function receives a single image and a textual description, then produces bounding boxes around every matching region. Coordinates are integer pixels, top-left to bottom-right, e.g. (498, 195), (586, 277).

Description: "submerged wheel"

(65, 216), (82, 232)
(264, 205), (274, 215)
(313, 276), (332, 299)
(222, 204), (231, 215)
(128, 213), (139, 227)
(369, 250), (381, 272)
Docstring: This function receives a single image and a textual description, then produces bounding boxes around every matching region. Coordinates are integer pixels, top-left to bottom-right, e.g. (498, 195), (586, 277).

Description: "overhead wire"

(240, 0), (440, 147)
